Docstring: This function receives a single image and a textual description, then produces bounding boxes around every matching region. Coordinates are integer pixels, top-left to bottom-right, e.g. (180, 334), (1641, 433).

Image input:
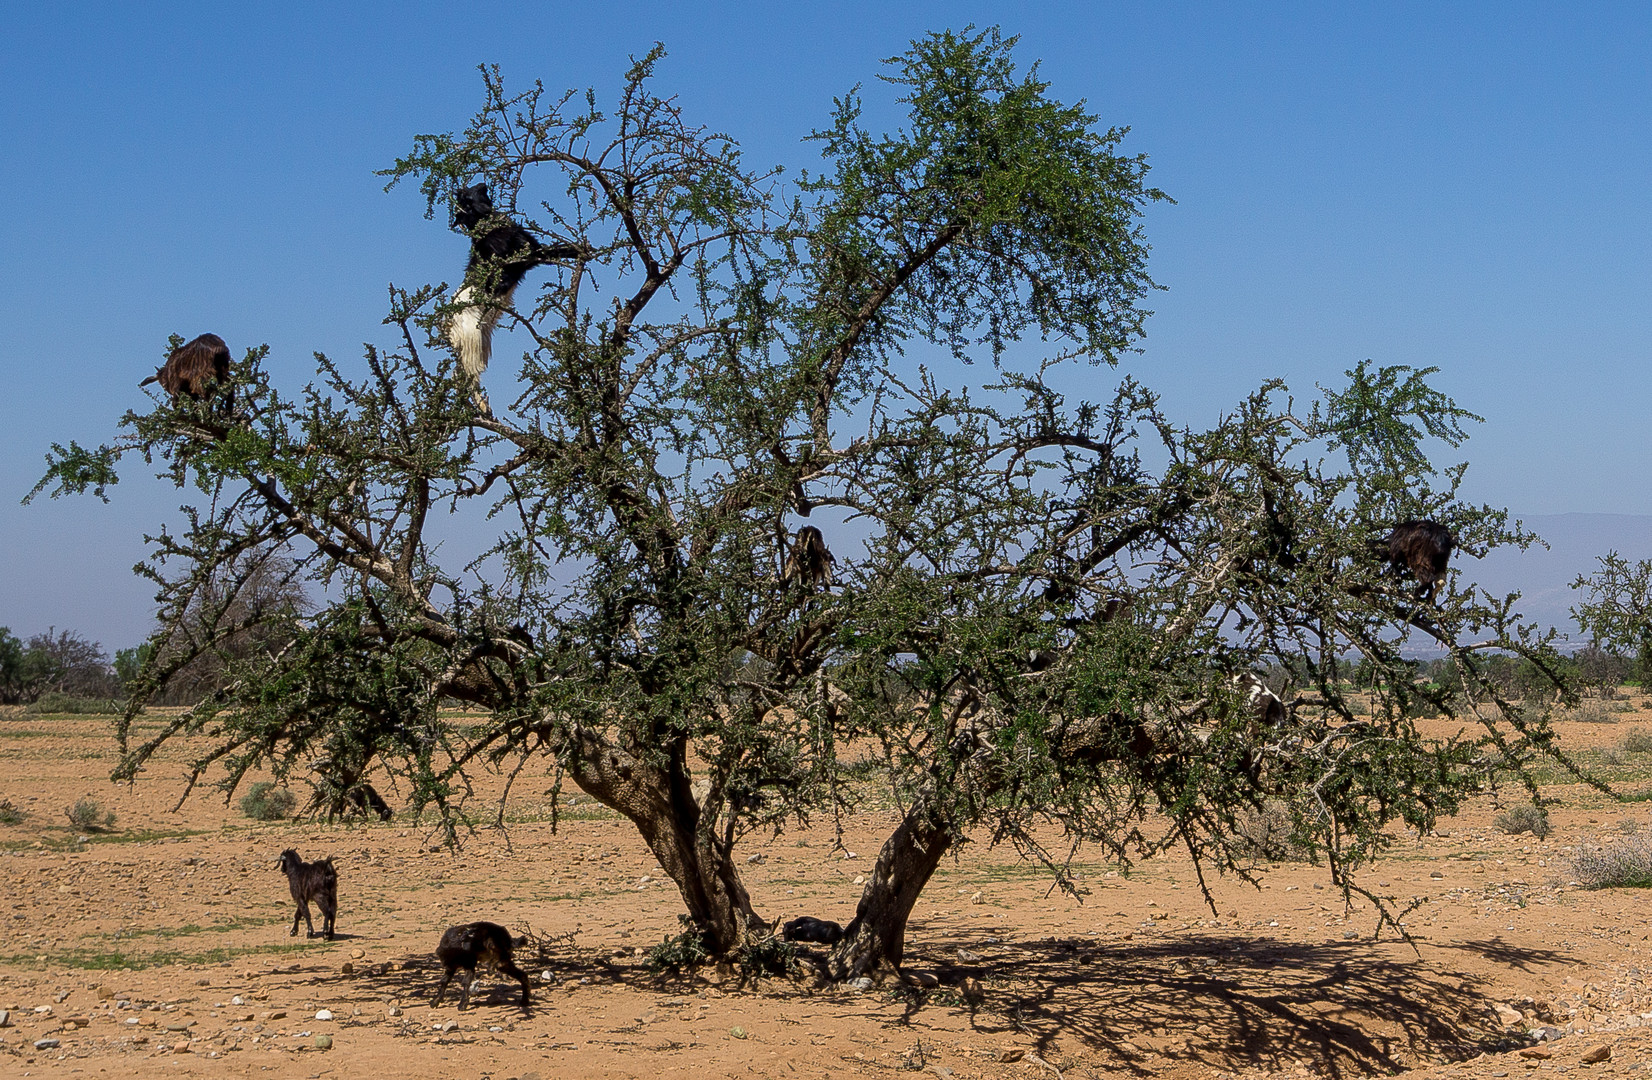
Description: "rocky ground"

(6, 703), (1652, 1079)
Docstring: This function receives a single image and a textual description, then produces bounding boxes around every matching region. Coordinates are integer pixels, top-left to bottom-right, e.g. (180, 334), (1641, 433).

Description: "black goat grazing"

(344, 782), (393, 821)
(447, 182), (586, 411)
(432, 921), (532, 1011)
(1374, 519), (1455, 602)
(275, 849), (338, 940)
(781, 916), (844, 945)
(140, 333), (232, 403)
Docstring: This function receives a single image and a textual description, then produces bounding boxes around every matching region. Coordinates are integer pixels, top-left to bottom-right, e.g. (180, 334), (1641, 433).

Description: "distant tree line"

(0, 626), (125, 705)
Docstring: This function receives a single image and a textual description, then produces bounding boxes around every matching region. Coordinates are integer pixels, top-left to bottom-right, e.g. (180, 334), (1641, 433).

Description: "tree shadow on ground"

(894, 930), (1579, 1077)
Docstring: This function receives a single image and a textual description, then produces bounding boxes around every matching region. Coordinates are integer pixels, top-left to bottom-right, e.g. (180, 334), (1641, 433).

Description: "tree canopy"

(33, 28), (1582, 980)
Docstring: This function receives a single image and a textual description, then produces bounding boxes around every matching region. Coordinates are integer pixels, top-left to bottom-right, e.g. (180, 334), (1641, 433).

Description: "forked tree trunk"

(827, 804), (954, 980)
(562, 730), (762, 956)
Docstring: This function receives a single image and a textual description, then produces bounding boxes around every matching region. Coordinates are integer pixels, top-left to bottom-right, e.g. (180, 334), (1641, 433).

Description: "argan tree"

(34, 28), (1579, 979)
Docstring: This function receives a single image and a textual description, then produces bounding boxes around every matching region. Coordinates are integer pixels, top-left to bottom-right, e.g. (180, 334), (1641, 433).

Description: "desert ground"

(5, 704), (1652, 1080)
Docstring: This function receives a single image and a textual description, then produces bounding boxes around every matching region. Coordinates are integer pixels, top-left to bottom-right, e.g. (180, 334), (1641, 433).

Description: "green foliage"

(26, 692), (125, 715)
(65, 797), (115, 831)
(646, 918), (710, 975)
(734, 933), (799, 978)
(0, 799), (24, 826)
(238, 781), (297, 821)
(1570, 836), (1652, 889)
(1493, 804), (1551, 839)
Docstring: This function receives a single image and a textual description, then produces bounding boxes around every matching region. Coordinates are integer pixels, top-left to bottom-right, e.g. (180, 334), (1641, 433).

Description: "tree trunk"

(560, 728), (762, 956)
(827, 803), (953, 980)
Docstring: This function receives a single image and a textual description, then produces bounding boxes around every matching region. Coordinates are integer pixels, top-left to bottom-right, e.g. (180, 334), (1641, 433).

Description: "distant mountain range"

(1454, 513), (1652, 649)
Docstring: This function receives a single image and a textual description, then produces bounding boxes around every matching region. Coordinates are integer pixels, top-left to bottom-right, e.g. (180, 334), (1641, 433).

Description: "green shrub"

(26, 692), (126, 715)
(66, 797), (115, 831)
(1571, 836), (1652, 889)
(0, 799), (24, 825)
(1493, 804), (1551, 839)
(735, 934), (799, 978)
(1565, 701), (1618, 724)
(1622, 728), (1652, 754)
(646, 917), (709, 975)
(238, 782), (296, 821)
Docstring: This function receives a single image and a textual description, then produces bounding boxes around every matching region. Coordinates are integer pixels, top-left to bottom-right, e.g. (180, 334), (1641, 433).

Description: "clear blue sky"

(3, 2), (1649, 651)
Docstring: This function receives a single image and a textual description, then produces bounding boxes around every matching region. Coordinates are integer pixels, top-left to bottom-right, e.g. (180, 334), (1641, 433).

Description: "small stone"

(1581, 1045), (1612, 1064)
(1519, 1047), (1553, 1059)
(729, 1026), (748, 1039)
(1342, 931), (1358, 940)
(961, 977), (984, 1002)
(315, 1034), (333, 1050)
(0, 1009), (9, 1027)
(970, 891), (983, 904)
(34, 1005), (53, 1015)
(341, 962), (354, 975)
(1430, 870), (1444, 879)
(746, 853), (764, 864)
(315, 1009), (334, 1021)
(999, 1049), (1025, 1063)
(34, 1037), (60, 1050)
(908, 970), (939, 988)
(231, 995), (244, 1006)
(166, 1022), (192, 1032)
(853, 875), (866, 886)
(440, 1020), (457, 1033)
(955, 948), (982, 962)
(264, 1010), (287, 1020)
(173, 1039), (192, 1053)
(387, 1006), (402, 1017)
(96, 986), (114, 1000)
(850, 976), (875, 992)
(1495, 1004), (1524, 1026)
(350, 948), (365, 959)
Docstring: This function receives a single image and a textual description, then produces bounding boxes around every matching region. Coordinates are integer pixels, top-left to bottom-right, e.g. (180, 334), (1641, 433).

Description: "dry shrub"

(1571, 836), (1652, 889)
(1622, 728), (1652, 753)
(1235, 800), (1316, 862)
(1566, 701), (1619, 724)
(65, 797), (115, 831)
(1493, 804), (1551, 839)
(238, 782), (296, 821)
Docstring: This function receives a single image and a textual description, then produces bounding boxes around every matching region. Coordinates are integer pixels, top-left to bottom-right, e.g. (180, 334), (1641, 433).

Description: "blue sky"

(3, 2), (1649, 651)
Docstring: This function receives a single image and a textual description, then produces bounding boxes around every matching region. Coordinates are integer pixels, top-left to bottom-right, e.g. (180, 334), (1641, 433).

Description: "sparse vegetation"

(0, 798), (24, 825)
(1571, 835), (1652, 889)
(26, 692), (125, 715)
(646, 918), (710, 976)
(1234, 801), (1317, 862)
(1493, 804), (1552, 839)
(65, 796), (115, 831)
(238, 781), (296, 821)
(1621, 728), (1652, 753)
(735, 933), (800, 978)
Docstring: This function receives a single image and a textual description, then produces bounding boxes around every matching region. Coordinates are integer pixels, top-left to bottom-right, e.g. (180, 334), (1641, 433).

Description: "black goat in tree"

(1374, 519), (1455, 602)
(446, 183), (586, 412)
(140, 333), (232, 404)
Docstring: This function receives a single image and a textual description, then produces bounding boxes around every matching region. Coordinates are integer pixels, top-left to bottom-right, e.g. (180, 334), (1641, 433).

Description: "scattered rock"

(173, 1039), (192, 1053)
(907, 970), (939, 988)
(961, 977), (984, 1003)
(231, 996), (244, 1006)
(341, 962), (354, 975)
(350, 948), (365, 959)
(730, 1026), (748, 1039)
(95, 986), (114, 1000)
(315, 1009), (334, 1021)
(746, 853), (764, 864)
(1342, 931), (1358, 940)
(0, 1009), (9, 1027)
(1430, 870), (1444, 879)
(1581, 1044), (1612, 1064)
(166, 1022), (192, 1033)
(1495, 1003), (1525, 1026)
(850, 977), (875, 992)
(955, 948), (982, 962)
(999, 1049), (1025, 1063)
(1531, 1025), (1564, 1042)
(34, 1038), (60, 1050)
(1519, 1047), (1553, 1060)
(264, 1010), (287, 1020)
(388, 1006), (402, 1017)
(315, 1034), (333, 1050)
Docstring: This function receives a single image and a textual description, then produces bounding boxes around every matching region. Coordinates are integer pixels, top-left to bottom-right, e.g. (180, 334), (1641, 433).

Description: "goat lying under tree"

(432, 921), (532, 1012)
(275, 849), (338, 940)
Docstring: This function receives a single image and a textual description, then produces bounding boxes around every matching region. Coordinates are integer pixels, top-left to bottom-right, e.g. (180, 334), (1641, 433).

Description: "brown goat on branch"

(1374, 519), (1455, 602)
(140, 333), (232, 403)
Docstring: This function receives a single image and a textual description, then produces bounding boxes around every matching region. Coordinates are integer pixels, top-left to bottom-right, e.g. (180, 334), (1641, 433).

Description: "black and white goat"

(140, 333), (232, 404)
(432, 921), (532, 1011)
(446, 183), (585, 412)
(1374, 519), (1455, 602)
(275, 849), (338, 940)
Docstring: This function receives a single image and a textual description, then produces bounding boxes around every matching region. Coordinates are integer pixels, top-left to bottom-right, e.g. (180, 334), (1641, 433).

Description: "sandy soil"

(6, 703), (1652, 1079)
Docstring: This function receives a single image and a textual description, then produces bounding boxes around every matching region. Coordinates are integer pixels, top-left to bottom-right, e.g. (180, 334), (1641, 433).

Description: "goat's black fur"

(781, 916), (844, 945)
(782, 525), (836, 589)
(275, 849), (338, 940)
(344, 783), (393, 821)
(446, 183), (586, 408)
(140, 333), (232, 404)
(432, 921), (531, 1012)
(1373, 519), (1455, 602)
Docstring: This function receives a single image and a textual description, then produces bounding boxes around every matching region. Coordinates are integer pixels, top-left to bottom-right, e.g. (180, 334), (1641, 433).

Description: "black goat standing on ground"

(446, 183), (586, 412)
(1374, 519), (1455, 602)
(275, 849), (338, 940)
(140, 333), (232, 404)
(432, 922), (531, 1011)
